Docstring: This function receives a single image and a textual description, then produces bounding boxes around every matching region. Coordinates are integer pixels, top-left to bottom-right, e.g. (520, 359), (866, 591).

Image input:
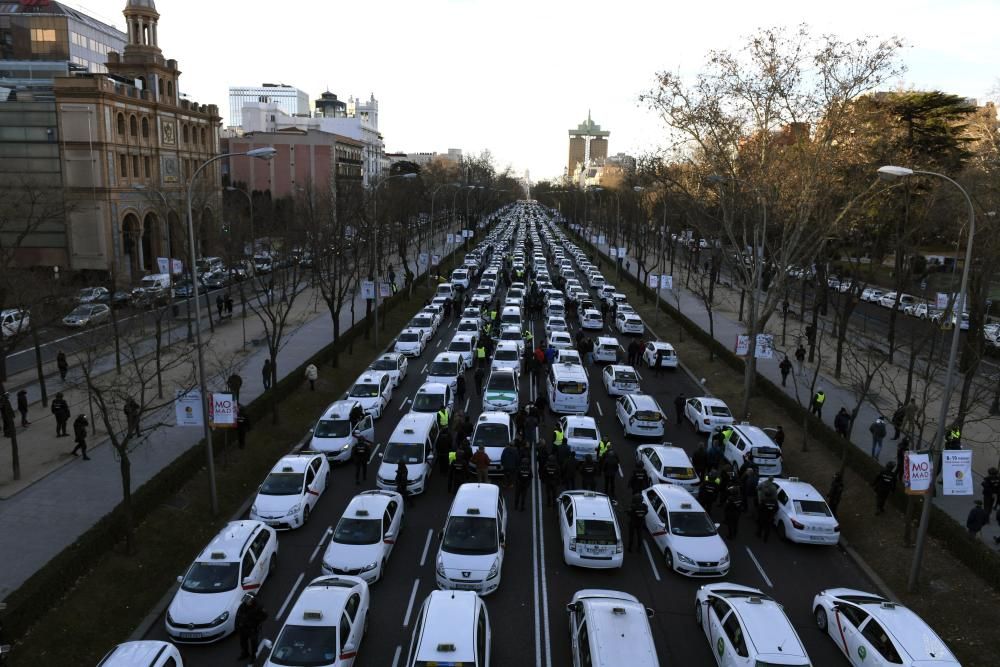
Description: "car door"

(648, 451), (664, 483)
(240, 548), (260, 592)
(705, 597), (733, 664)
(687, 399), (701, 424)
(338, 604), (358, 665)
(720, 611), (750, 666)
(602, 366), (613, 391)
(476, 604), (490, 667)
(643, 489), (668, 549)
(383, 500), (400, 555)
(832, 603), (870, 664)
(857, 616), (900, 666)
(381, 375), (393, 404)
(354, 415), (375, 443)
(560, 495), (574, 548)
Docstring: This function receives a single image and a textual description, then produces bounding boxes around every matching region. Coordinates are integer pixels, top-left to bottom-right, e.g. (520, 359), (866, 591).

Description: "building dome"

(126, 0), (157, 10)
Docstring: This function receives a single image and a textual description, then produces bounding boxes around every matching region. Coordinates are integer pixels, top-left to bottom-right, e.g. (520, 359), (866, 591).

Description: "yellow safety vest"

(476, 346), (486, 359)
(721, 427), (733, 440)
(815, 392), (826, 405)
(598, 441), (609, 457)
(553, 429), (565, 446)
(489, 310), (497, 320)
(949, 428), (961, 440)
(448, 451), (457, 464)
(437, 410), (449, 427)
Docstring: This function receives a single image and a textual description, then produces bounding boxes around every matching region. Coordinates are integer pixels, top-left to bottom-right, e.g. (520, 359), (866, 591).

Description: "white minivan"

(566, 590), (659, 667)
(547, 362), (590, 414)
(376, 413), (439, 495)
(436, 483), (507, 596)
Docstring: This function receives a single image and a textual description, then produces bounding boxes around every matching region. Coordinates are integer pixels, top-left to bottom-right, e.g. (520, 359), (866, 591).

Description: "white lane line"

(436, 339), (442, 348)
(402, 579), (421, 627)
(421, 364), (428, 373)
(464, 397), (471, 412)
(536, 445), (553, 667)
(531, 442), (543, 667)
(635, 368), (643, 381)
(277, 572), (305, 620)
(399, 396), (411, 412)
(368, 443), (382, 464)
(309, 526), (333, 564)
(745, 546), (774, 588)
(642, 539), (662, 581)
(618, 464), (624, 478)
(419, 528), (434, 567)
(391, 645), (402, 667)
(595, 402), (603, 417)
(618, 343), (626, 351)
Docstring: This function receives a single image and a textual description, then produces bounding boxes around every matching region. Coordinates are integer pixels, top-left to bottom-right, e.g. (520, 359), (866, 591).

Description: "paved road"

(143, 218), (873, 666)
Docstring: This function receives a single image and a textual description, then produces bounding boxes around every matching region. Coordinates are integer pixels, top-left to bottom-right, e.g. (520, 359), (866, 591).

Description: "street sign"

(648, 273), (658, 288)
(447, 233), (455, 244)
(904, 451), (932, 494)
(660, 275), (673, 290)
(361, 280), (375, 299)
(418, 253), (428, 266)
(431, 254), (440, 265)
(379, 282), (392, 297)
(942, 450), (973, 496)
(209, 392), (236, 429)
(175, 389), (202, 427)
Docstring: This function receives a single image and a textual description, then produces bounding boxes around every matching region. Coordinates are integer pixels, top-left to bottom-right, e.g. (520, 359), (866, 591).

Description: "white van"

(435, 483), (508, 596)
(499, 306), (522, 329)
(377, 413), (439, 495)
(426, 353), (464, 391)
(566, 590), (659, 667)
(547, 362), (590, 414)
(405, 590), (491, 667)
(309, 399), (374, 461)
(0, 308), (30, 339)
(593, 337), (619, 363)
(139, 273), (172, 292)
(721, 423), (783, 477)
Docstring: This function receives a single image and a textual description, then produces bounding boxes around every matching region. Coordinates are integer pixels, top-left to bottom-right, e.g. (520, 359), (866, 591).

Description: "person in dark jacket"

(51, 392), (70, 437)
(16, 389), (29, 426)
(602, 447), (620, 498)
(396, 461), (412, 507)
(580, 454), (598, 491)
(501, 442), (519, 489)
(456, 374), (467, 404)
(236, 406), (250, 449)
(626, 494), (648, 552)
(227, 373), (243, 403)
(57, 350), (69, 381)
(71, 414), (90, 459)
(628, 467), (649, 495)
(772, 425), (785, 449)
(261, 358), (272, 391)
(890, 403), (906, 440)
(235, 593), (268, 660)
(352, 436), (372, 484)
(756, 477), (779, 541)
(740, 465), (759, 512)
(982, 467), (1000, 514)
(872, 462), (896, 515)
(723, 483), (743, 538)
(673, 393), (686, 425)
(474, 366), (485, 395)
(436, 429), (453, 475)
(561, 455), (577, 490)
(833, 408), (851, 438)
(626, 340), (640, 367)
(698, 470), (721, 515)
(778, 356), (793, 387)
(449, 450), (468, 493)
(967, 500), (988, 540)
(827, 472), (844, 517)
(895, 437), (910, 481)
(0, 393), (14, 438)
(514, 456), (532, 511)
(124, 397), (141, 438)
(542, 455), (560, 507)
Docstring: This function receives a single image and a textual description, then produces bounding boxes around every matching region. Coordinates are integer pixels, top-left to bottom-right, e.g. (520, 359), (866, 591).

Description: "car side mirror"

(714, 523), (721, 530)
(176, 575), (183, 583)
(378, 452), (384, 458)
(646, 607), (655, 619)
(259, 639), (273, 655)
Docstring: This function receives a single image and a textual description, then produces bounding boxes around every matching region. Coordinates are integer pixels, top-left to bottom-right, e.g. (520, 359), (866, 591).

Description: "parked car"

(62, 303), (110, 328)
(0, 308), (30, 339)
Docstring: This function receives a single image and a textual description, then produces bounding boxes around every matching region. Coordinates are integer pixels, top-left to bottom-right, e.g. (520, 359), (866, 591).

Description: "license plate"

(265, 520), (280, 526)
(179, 632), (202, 639)
(455, 583), (479, 591)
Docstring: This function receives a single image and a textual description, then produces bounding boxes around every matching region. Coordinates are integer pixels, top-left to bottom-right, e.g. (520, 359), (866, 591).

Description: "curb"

(838, 537), (899, 602)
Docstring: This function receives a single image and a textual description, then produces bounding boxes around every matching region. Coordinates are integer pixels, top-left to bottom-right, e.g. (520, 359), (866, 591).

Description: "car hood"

(323, 542), (382, 570)
(254, 493), (301, 516)
(310, 434), (354, 453)
(378, 462), (428, 480)
(439, 551), (496, 576)
(168, 588), (235, 625)
(670, 534), (729, 562)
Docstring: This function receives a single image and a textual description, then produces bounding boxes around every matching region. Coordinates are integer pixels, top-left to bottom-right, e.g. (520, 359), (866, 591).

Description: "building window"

(30, 28), (56, 42)
(144, 156), (151, 177)
(141, 117), (149, 138)
(200, 127), (206, 146)
(182, 124), (188, 144)
(119, 153), (127, 177)
(132, 155), (139, 178)
(129, 115), (137, 137)
(167, 81), (174, 98)
(117, 113), (125, 136)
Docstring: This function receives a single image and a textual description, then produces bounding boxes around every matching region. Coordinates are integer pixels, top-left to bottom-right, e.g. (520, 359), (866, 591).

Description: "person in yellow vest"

(720, 426), (734, 442)
(811, 389), (826, 418)
(945, 425), (962, 450)
(476, 343), (487, 368)
(553, 427), (565, 448)
(437, 408), (449, 430)
(597, 439), (610, 460)
(489, 308), (498, 323)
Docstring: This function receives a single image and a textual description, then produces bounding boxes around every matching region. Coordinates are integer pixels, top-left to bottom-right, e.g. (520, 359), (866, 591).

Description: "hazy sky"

(75, 0), (999, 181)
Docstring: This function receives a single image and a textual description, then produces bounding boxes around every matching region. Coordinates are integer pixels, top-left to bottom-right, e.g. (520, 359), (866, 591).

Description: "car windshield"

(79, 289), (95, 298)
(473, 423), (509, 448)
(412, 317), (432, 328)
(314, 419), (350, 438)
(442, 516), (497, 555)
(333, 517), (382, 545)
(663, 466), (696, 480)
(487, 373), (516, 391)
(268, 625), (339, 667)
(668, 512), (717, 537)
(371, 359), (399, 372)
(412, 392), (443, 412)
(575, 519), (617, 543)
(709, 406), (731, 417)
(501, 331), (521, 340)
(495, 349), (518, 361)
(557, 381), (586, 395)
(383, 442), (424, 464)
(570, 427), (597, 440)
(68, 306), (91, 317)
(349, 383), (380, 398)
(428, 361), (458, 376)
(615, 370), (638, 383)
(399, 332), (420, 342)
(448, 341), (471, 353)
(181, 562), (239, 593)
(260, 472), (304, 496)
(458, 322), (477, 332)
(794, 499), (832, 516)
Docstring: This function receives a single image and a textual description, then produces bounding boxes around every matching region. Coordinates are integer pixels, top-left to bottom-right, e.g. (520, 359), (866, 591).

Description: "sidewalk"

(0, 239), (455, 598)
(585, 234), (1000, 549)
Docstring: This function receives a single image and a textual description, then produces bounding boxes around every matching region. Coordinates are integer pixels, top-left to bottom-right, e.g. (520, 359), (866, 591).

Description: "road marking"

(402, 579), (421, 627)
(436, 339), (442, 348)
(391, 646), (402, 667)
(642, 539), (662, 581)
(399, 396), (411, 412)
(595, 402), (603, 417)
(277, 572), (305, 620)
(308, 526), (333, 564)
(421, 364), (428, 373)
(368, 443), (382, 464)
(464, 397), (470, 412)
(745, 546), (773, 588)
(534, 444), (553, 667)
(618, 343), (626, 351)
(530, 442), (543, 667)
(634, 368), (643, 381)
(419, 528), (434, 567)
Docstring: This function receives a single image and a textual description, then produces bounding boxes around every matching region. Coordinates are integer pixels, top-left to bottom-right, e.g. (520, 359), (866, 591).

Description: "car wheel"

(302, 505), (311, 525)
(777, 520), (787, 541)
(664, 549), (674, 571)
(814, 606), (828, 632)
(695, 599), (703, 626)
(269, 552), (277, 575)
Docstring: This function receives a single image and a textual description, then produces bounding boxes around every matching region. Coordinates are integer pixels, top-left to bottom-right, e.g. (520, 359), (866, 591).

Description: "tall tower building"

(567, 111), (609, 178)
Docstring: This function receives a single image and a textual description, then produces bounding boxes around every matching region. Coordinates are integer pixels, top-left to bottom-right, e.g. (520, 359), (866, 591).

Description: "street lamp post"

(877, 165), (976, 593)
(372, 173), (418, 348)
(186, 147), (276, 515)
(430, 183), (461, 286)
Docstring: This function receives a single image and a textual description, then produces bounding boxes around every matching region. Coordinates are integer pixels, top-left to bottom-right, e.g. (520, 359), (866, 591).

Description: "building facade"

(387, 148), (463, 167)
(567, 111), (609, 184)
(228, 83), (309, 128)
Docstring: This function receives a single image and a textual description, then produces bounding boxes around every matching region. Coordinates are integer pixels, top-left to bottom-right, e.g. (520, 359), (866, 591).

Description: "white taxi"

(696, 583), (811, 667)
(457, 317), (482, 336)
(404, 590), (491, 667)
(812, 588), (960, 667)
(615, 312), (644, 336)
(322, 490), (404, 583)
(347, 371), (393, 419)
(549, 331), (573, 349)
(642, 484), (729, 577)
(498, 324), (526, 354)
(250, 453), (330, 529)
(684, 397), (734, 433)
(263, 575), (370, 667)
(601, 364), (640, 396)
(771, 477), (840, 545)
(483, 367), (519, 413)
(491, 340), (522, 373)
(554, 348), (583, 366)
(166, 521), (278, 643)
(579, 308), (604, 330)
(436, 483), (508, 596)
(98, 641), (183, 667)
(556, 491), (623, 569)
(409, 382), (454, 417)
(394, 327), (428, 357)
(447, 332), (478, 368)
(409, 312), (438, 339)
(369, 352), (408, 387)
(642, 341), (678, 369)
(309, 400), (374, 462)
(559, 415), (603, 461)
(616, 394), (666, 438)
(426, 353), (464, 392)
(566, 590), (659, 667)
(545, 315), (569, 336)
(635, 444), (699, 490)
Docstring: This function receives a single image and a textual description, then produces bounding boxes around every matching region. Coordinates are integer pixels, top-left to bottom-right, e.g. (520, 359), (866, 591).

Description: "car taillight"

(703, 418), (710, 425)
(791, 519), (805, 530)
(833, 524), (840, 532)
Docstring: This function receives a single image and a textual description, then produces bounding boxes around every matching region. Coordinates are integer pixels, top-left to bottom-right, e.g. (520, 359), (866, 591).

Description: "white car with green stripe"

(482, 368), (520, 413)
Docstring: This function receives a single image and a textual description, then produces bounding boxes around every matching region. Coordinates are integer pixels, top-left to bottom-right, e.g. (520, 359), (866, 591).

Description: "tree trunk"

(155, 317), (164, 399)
(270, 350), (280, 425)
(119, 448), (134, 554)
(30, 317), (48, 407)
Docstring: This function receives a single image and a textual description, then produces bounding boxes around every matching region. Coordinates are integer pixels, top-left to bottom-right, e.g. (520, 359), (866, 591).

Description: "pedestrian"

(628, 467), (650, 495)
(501, 441), (519, 489)
(436, 429), (452, 476)
(740, 465), (759, 512)
(235, 593), (267, 661)
(262, 358), (272, 391)
(471, 445), (491, 483)
(827, 472), (844, 517)
(692, 443), (708, 478)
(698, 470), (721, 515)
(475, 341), (487, 369)
(57, 350), (69, 381)
(227, 373), (243, 403)
(794, 344), (806, 374)
(756, 477), (779, 541)
(524, 405), (539, 445)
(602, 447), (619, 498)
(225, 293), (234, 316)
(396, 460), (413, 507)
(16, 389), (29, 427)
(472, 365), (486, 395)
(967, 500), (988, 540)
(626, 494), (648, 552)
(627, 340), (639, 367)
(872, 462), (897, 515)
(811, 389), (827, 418)
(902, 397), (918, 434)
(981, 467), (1000, 514)
(673, 392), (686, 425)
(352, 436), (372, 484)
(580, 454), (598, 491)
(779, 356), (792, 387)
(561, 454), (577, 490)
(304, 363), (318, 391)
(449, 450), (468, 493)
(895, 437), (910, 481)
(869, 416), (887, 459)
(51, 392), (70, 437)
(123, 397), (140, 437)
(216, 294), (224, 319)
(772, 425), (785, 449)
(236, 405), (250, 449)
(514, 455), (532, 511)
(543, 455), (560, 507)
(654, 348), (665, 375)
(833, 407), (850, 437)
(723, 483), (743, 538)
(71, 414), (90, 460)
(944, 424), (962, 450)
(890, 403), (906, 440)
(0, 393), (14, 439)
(456, 374), (466, 404)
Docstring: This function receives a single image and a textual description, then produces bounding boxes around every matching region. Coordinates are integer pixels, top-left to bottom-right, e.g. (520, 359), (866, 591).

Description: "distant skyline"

(71, 0), (1000, 181)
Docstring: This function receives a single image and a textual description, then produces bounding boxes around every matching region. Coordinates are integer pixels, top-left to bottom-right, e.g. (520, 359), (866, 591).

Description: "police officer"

(436, 429), (452, 475)
(597, 438), (610, 462)
(352, 436), (372, 484)
(543, 455), (560, 507)
(698, 470), (721, 515)
(235, 593), (268, 661)
(514, 455), (533, 511)
(580, 454), (598, 491)
(628, 466), (650, 495)
(436, 407), (450, 431)
(872, 462), (896, 515)
(723, 482), (743, 538)
(602, 446), (620, 498)
(945, 425), (962, 450)
(811, 389), (826, 417)
(448, 450), (468, 494)
(626, 494), (648, 552)
(475, 342), (487, 369)
(553, 425), (566, 449)
(757, 477), (779, 541)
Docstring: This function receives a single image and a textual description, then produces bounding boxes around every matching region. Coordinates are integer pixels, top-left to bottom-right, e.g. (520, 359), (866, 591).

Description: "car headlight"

(362, 560), (379, 572)
(210, 610), (230, 626)
(436, 557), (445, 577)
(677, 552), (696, 565)
(488, 557), (500, 578)
(286, 503), (301, 516)
(720, 553), (730, 565)
(166, 611), (176, 626)
(250, 504), (257, 515)
(340, 443), (352, 450)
